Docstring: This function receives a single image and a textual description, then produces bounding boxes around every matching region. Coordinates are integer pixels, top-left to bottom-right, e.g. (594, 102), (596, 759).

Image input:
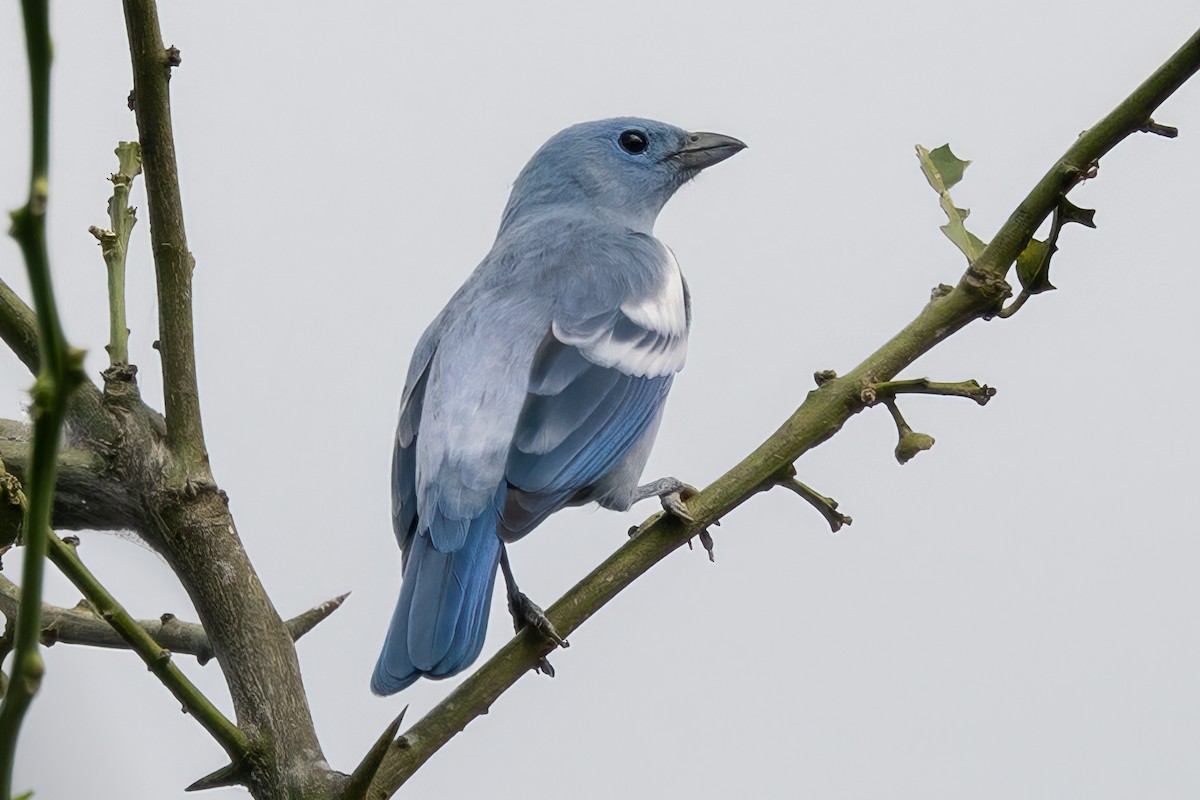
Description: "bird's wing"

(500, 237), (690, 539)
(394, 232), (689, 552)
(390, 322), (439, 554)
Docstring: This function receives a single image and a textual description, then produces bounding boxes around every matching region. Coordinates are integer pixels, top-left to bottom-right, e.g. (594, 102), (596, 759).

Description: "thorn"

(1140, 118), (1179, 138)
(165, 45), (182, 69)
(343, 707), (408, 800)
(187, 761), (248, 792)
(127, 89), (136, 111)
(813, 369), (837, 386)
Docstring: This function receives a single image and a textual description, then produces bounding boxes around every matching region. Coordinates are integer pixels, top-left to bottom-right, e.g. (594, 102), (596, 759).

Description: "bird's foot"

(508, 590), (569, 648)
(508, 590), (568, 678)
(500, 545), (568, 679)
(634, 476), (698, 523)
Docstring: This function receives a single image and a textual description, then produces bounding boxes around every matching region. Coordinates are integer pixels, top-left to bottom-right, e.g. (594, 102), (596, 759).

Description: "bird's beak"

(667, 131), (747, 170)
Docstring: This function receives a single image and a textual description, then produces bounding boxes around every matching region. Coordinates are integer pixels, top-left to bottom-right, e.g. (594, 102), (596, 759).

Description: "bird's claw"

(661, 490), (695, 522)
(509, 590), (569, 649)
(635, 476), (699, 523)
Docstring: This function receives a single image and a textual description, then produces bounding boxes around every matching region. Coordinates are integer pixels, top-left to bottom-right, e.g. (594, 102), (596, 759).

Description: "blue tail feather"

(371, 505), (503, 696)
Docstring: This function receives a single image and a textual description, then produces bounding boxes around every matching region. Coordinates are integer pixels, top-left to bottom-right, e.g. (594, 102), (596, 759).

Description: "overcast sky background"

(2, 3), (1199, 798)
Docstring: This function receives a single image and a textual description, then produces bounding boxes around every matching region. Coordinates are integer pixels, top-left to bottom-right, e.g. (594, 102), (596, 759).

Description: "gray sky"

(2, 2), (1199, 798)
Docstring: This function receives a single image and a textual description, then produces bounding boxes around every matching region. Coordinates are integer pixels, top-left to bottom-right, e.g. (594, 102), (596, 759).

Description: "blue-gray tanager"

(372, 118), (744, 695)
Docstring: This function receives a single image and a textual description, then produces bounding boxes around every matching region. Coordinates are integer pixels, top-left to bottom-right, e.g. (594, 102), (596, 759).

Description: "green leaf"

(927, 144), (971, 190)
(1059, 198), (1097, 228)
(940, 206), (989, 263)
(1015, 237), (1056, 294)
(916, 144), (988, 262)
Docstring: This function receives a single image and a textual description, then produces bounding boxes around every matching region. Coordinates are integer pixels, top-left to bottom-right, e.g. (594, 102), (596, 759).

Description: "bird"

(372, 117), (745, 695)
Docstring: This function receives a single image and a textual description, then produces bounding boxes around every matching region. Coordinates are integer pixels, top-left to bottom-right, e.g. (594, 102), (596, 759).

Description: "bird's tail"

(371, 509), (502, 695)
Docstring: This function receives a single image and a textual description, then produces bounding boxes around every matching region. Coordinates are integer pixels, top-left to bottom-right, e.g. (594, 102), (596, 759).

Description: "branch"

(43, 534), (249, 762)
(0, 3), (88, 797)
(0, 574), (348, 664)
(0, 431), (146, 534)
(777, 478), (853, 533)
(367, 25), (1200, 797)
(89, 142), (142, 367)
(0, 281), (39, 378)
(119, 5), (339, 796)
(0, 279), (114, 446)
(864, 378), (996, 406)
(122, 0), (207, 478)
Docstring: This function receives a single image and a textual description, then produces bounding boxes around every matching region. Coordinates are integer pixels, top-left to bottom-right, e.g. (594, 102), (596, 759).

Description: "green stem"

(966, 28), (1200, 294)
(869, 378), (996, 406)
(779, 478), (852, 533)
(44, 535), (250, 762)
(368, 25), (1200, 798)
(0, 3), (85, 798)
(90, 141), (142, 367)
(122, 0), (208, 479)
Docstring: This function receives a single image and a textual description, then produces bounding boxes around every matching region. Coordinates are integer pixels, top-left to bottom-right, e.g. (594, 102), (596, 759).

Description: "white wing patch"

(620, 247), (688, 338)
(553, 247), (689, 379)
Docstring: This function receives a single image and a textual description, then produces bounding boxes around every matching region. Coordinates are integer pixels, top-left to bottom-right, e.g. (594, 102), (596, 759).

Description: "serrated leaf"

(940, 215), (989, 263)
(1016, 237), (1056, 294)
(1059, 198), (1096, 228)
(916, 145), (945, 192)
(927, 144), (971, 190)
(917, 144), (988, 262)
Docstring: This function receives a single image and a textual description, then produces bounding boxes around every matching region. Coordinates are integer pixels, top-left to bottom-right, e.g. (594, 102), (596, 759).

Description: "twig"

(883, 399), (935, 465)
(0, 4), (87, 798)
(864, 378), (996, 406)
(43, 534), (249, 762)
(1140, 118), (1179, 138)
(89, 142), (142, 367)
(778, 478), (852, 533)
(367, 25), (1200, 799)
(0, 574), (348, 664)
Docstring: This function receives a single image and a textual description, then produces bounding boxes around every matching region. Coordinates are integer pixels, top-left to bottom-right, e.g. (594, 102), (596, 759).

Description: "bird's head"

(501, 117), (745, 233)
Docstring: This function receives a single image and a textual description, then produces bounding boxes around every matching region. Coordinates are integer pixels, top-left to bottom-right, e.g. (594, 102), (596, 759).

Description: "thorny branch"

(0, 574), (348, 665)
(0, 10), (1195, 800)
(365, 26), (1200, 798)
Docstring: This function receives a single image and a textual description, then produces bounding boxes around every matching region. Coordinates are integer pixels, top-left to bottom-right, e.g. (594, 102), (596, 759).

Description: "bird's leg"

(500, 545), (568, 677)
(633, 476), (697, 522)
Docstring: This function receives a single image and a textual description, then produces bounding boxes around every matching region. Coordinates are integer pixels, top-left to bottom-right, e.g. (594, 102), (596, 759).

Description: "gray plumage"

(373, 117), (744, 695)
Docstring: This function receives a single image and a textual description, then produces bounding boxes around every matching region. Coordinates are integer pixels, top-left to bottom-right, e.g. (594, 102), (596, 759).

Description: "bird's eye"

(618, 130), (649, 154)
